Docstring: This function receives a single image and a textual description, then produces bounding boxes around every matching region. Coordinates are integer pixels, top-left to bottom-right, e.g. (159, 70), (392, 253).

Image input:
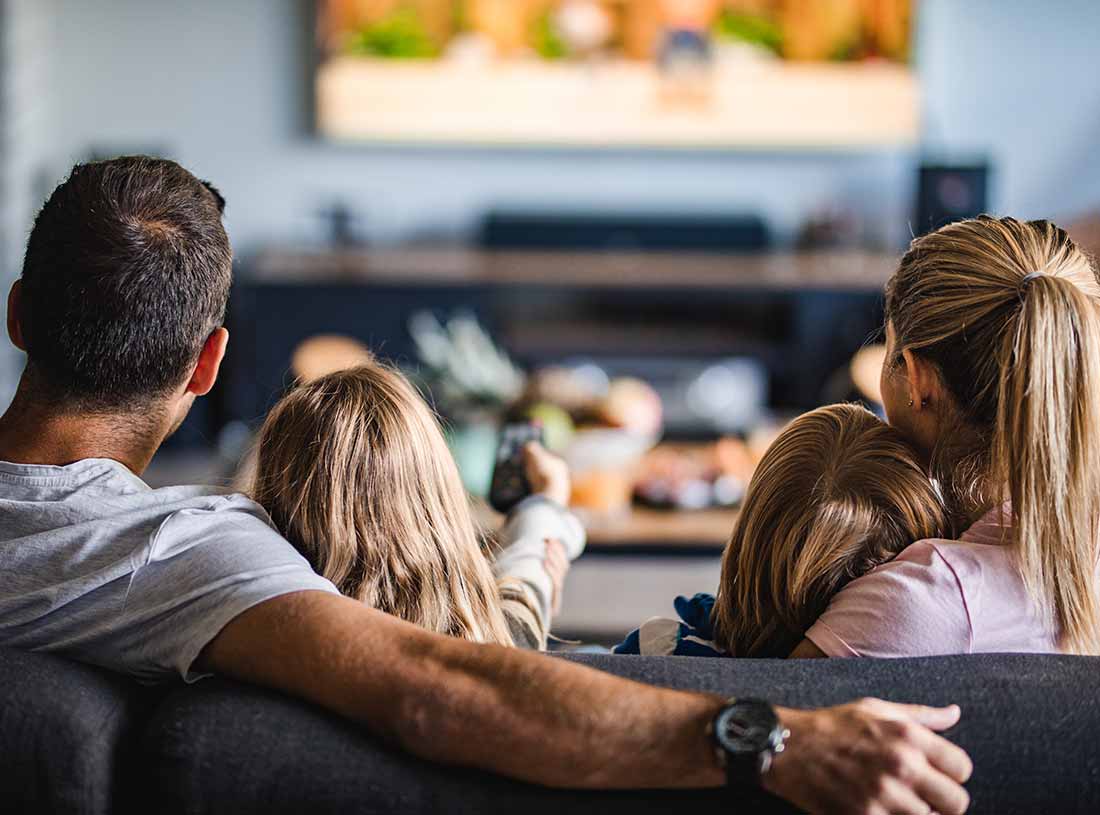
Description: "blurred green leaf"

(532, 10), (567, 60)
(713, 11), (782, 55)
(345, 8), (437, 59)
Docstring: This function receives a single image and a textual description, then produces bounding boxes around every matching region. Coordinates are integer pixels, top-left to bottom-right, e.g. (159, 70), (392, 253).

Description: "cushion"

(0, 648), (155, 815)
(140, 652), (1100, 814)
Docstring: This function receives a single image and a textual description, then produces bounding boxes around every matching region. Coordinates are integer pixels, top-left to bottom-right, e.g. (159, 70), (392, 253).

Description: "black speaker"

(480, 211), (770, 252)
(914, 163), (990, 237)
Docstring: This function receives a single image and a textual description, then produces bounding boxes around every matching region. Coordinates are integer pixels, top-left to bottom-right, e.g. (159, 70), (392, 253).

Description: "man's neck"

(0, 385), (169, 475)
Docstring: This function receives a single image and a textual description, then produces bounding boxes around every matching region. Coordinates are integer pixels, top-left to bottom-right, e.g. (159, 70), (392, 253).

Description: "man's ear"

(186, 328), (229, 397)
(900, 348), (943, 411)
(7, 281), (26, 351)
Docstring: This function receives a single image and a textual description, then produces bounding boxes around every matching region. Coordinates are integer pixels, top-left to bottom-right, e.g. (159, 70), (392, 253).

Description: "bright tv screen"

(315, 1), (918, 149)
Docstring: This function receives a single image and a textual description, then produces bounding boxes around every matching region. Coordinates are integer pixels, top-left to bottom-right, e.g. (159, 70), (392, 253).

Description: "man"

(0, 157), (971, 814)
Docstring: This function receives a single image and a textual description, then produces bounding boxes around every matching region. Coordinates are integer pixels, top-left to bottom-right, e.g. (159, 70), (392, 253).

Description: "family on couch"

(1, 156), (1097, 815)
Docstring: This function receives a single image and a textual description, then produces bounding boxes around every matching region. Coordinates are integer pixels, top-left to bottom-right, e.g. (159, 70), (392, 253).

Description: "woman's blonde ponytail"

(994, 274), (1100, 653)
(886, 217), (1100, 654)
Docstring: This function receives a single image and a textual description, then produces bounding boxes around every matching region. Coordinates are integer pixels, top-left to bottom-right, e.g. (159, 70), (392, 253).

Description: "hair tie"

(1018, 271), (1045, 296)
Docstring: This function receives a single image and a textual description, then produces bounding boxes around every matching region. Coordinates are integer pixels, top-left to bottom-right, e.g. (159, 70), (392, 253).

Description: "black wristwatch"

(709, 698), (790, 788)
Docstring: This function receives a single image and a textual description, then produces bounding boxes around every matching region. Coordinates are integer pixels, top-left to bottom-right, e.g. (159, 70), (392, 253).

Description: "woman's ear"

(901, 348), (943, 410)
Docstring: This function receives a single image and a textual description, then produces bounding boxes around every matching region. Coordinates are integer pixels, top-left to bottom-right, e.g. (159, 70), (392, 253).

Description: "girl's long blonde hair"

(885, 216), (1100, 654)
(251, 364), (515, 646)
(713, 404), (948, 658)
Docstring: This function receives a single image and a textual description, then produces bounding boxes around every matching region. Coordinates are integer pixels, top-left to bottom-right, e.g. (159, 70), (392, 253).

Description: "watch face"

(715, 699), (782, 756)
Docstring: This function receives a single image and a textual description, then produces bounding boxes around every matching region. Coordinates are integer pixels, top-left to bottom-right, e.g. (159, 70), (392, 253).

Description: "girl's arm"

(789, 639), (828, 658)
(492, 496), (586, 648)
(498, 575), (549, 650)
(490, 443), (585, 648)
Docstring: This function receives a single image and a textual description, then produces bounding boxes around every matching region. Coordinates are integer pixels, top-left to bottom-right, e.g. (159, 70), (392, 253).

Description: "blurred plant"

(344, 7), (437, 59)
(713, 9), (783, 54)
(532, 9), (568, 60)
(333, 0), (911, 64)
(452, 0), (470, 32)
(828, 36), (858, 61)
(408, 311), (525, 416)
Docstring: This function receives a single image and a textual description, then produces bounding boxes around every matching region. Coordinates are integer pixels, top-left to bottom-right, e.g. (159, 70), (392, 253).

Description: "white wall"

(11, 0), (1100, 258)
(918, 0), (1100, 221)
(41, 0), (918, 253)
(0, 0), (54, 402)
(1, 0), (53, 266)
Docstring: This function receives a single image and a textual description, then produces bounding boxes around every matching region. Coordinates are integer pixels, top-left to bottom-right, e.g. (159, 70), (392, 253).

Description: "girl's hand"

(544, 538), (570, 616)
(522, 442), (571, 507)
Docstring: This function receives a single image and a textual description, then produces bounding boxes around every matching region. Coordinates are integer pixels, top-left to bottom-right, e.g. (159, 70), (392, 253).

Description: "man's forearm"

(391, 628), (726, 788)
(200, 591), (726, 789)
(200, 591), (973, 814)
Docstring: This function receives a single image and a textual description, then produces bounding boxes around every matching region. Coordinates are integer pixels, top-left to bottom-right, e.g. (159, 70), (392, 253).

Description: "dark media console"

(209, 248), (893, 440)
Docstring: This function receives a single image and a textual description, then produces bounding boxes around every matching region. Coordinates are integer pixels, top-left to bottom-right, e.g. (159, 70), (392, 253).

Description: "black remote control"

(489, 423), (544, 514)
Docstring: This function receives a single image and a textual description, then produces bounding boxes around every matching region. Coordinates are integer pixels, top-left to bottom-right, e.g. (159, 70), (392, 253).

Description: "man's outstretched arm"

(197, 591), (972, 814)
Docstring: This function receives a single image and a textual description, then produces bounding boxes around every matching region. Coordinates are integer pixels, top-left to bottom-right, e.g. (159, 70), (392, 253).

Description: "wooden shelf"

(251, 248), (899, 292)
(477, 500), (735, 552)
(583, 506), (736, 550)
(317, 57), (919, 150)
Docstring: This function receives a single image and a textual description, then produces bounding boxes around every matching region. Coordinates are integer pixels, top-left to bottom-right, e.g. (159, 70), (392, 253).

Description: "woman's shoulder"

(885, 502), (1014, 576)
(903, 504), (1017, 583)
(860, 536), (974, 592)
(805, 539), (974, 658)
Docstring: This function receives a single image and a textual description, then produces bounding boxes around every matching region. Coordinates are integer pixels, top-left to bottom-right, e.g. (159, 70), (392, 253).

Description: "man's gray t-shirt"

(0, 458), (338, 683)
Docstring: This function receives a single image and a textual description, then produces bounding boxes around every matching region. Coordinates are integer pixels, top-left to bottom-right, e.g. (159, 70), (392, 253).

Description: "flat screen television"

(314, 0), (919, 150)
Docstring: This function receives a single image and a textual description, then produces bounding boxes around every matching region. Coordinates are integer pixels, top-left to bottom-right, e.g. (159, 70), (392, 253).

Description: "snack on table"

(521, 365), (665, 517)
(634, 436), (756, 511)
(596, 377), (664, 437)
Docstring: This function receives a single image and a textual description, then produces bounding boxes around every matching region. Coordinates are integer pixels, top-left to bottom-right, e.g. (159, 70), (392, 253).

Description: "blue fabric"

(612, 594), (728, 658)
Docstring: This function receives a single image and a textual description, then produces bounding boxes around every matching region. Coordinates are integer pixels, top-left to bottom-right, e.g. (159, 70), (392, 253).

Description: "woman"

(795, 216), (1100, 658)
(251, 364), (585, 651)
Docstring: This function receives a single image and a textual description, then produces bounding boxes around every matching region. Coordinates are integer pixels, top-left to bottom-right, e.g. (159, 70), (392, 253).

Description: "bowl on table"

(564, 428), (657, 519)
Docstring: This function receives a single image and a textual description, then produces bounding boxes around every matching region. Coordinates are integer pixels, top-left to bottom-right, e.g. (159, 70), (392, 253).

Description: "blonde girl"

(251, 364), (585, 650)
(797, 216), (1100, 658)
(615, 404), (948, 657)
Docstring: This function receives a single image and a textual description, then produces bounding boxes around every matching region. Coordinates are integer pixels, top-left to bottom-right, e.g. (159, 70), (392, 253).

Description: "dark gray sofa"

(2, 647), (1097, 815)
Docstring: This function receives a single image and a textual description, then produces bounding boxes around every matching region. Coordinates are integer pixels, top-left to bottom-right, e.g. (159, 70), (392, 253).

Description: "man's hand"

(522, 441), (571, 506)
(766, 699), (972, 815)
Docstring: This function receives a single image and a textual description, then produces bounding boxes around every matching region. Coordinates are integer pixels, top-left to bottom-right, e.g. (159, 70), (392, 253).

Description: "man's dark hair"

(19, 156), (232, 410)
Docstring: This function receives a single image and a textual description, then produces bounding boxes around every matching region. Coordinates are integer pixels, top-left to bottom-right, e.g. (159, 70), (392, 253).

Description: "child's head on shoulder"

(714, 403), (948, 658)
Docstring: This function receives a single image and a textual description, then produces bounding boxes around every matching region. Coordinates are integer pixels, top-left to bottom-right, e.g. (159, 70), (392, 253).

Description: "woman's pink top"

(805, 504), (1061, 657)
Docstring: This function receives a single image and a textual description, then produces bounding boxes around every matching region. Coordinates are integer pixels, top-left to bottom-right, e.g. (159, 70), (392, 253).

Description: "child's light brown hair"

(713, 403), (948, 658)
(251, 364), (516, 646)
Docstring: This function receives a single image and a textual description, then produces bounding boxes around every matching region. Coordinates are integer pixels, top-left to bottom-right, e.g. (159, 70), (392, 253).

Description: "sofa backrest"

(141, 652), (1100, 815)
(0, 648), (159, 815)
(566, 652), (1100, 814)
(3, 647), (1099, 814)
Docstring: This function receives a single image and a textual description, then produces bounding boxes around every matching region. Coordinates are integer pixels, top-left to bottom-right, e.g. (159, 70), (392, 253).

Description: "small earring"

(908, 399), (914, 407)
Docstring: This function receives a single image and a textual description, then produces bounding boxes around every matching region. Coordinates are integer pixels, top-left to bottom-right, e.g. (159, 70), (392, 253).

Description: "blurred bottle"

(656, 0), (721, 105)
